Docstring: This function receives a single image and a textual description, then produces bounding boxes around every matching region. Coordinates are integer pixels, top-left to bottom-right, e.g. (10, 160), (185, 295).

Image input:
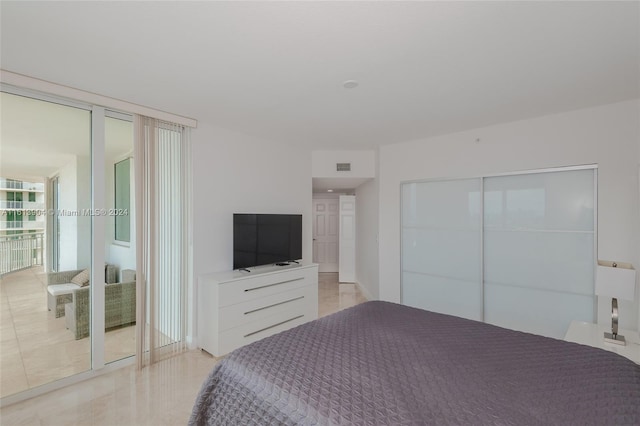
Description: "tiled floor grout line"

(6, 281), (30, 391)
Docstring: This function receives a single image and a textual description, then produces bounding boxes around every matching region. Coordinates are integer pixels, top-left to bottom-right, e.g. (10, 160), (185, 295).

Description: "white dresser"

(198, 263), (318, 357)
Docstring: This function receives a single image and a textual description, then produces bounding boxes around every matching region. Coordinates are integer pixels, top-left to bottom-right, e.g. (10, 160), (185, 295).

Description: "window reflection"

(506, 188), (545, 228)
(483, 188), (546, 229)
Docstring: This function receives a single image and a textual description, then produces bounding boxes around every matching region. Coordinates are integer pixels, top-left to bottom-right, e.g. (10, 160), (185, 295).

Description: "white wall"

(52, 150), (134, 279)
(379, 99), (640, 331)
(637, 131), (640, 332)
(191, 122), (313, 342)
(312, 150), (375, 178)
(56, 155), (90, 271)
(76, 156), (91, 270)
(355, 175), (379, 300)
(56, 159), (77, 271)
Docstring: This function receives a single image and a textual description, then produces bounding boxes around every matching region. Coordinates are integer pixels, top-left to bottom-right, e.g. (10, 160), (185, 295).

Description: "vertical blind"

(134, 116), (192, 368)
(401, 167), (596, 339)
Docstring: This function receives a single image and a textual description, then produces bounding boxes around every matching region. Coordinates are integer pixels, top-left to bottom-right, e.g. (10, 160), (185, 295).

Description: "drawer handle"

(244, 296), (304, 315)
(244, 277), (303, 292)
(244, 315), (304, 338)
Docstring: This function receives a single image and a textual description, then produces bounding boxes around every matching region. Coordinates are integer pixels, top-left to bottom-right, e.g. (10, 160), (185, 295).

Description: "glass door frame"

(91, 106), (107, 369)
(0, 68), (192, 406)
(50, 175), (60, 272)
(0, 84), (134, 406)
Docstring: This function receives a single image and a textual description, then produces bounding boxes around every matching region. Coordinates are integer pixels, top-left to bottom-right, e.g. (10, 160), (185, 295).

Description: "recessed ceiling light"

(327, 189), (334, 192)
(342, 80), (359, 89)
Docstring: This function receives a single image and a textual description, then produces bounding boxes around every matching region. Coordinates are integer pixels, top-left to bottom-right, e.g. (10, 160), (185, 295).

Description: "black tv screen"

(233, 214), (302, 270)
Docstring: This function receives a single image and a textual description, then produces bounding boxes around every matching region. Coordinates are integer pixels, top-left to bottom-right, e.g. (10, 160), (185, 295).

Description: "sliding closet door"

(401, 179), (482, 320)
(483, 169), (595, 338)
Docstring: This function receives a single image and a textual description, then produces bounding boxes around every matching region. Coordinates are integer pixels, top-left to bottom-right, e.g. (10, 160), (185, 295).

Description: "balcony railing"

(0, 232), (44, 275)
(0, 221), (46, 230)
(0, 179), (45, 192)
(0, 201), (45, 210)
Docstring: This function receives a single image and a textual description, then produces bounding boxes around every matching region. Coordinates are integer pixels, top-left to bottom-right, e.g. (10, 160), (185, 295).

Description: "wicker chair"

(47, 265), (118, 317)
(65, 273), (136, 340)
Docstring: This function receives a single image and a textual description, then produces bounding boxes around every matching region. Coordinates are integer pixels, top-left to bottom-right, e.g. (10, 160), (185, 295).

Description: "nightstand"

(564, 320), (640, 364)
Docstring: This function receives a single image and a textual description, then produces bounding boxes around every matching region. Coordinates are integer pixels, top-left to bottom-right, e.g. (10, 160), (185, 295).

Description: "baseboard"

(355, 280), (374, 301)
(186, 335), (198, 350)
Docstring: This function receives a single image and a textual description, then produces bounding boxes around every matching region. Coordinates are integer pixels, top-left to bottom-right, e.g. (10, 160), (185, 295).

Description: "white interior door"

(339, 195), (356, 283)
(312, 197), (339, 272)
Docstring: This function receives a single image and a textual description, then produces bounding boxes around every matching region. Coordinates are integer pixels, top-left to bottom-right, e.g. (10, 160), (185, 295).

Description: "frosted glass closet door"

(483, 169), (595, 338)
(401, 179), (482, 320)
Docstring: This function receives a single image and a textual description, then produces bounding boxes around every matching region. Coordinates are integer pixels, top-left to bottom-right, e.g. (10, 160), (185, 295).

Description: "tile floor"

(0, 272), (366, 425)
(0, 267), (136, 399)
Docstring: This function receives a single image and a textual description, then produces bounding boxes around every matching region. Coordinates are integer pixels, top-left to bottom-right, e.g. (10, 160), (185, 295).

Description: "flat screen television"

(233, 214), (303, 270)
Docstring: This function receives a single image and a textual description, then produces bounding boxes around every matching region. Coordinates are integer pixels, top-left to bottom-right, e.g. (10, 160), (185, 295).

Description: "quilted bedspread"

(189, 301), (640, 425)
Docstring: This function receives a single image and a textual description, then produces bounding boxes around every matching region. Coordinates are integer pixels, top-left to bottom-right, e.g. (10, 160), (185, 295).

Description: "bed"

(190, 301), (640, 425)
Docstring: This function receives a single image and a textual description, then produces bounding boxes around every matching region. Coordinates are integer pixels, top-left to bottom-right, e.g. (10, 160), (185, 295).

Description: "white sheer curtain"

(134, 115), (192, 368)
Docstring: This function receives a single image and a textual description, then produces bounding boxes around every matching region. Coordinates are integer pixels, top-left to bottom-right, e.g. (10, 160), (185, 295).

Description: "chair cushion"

(121, 269), (136, 283)
(70, 269), (90, 287)
(48, 283), (81, 296)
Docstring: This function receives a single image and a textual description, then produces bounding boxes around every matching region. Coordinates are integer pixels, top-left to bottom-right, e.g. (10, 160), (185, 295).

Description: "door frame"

(312, 194), (340, 273)
(49, 175), (60, 272)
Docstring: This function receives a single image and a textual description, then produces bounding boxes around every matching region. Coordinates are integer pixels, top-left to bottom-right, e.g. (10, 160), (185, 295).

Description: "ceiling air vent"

(336, 163), (351, 172)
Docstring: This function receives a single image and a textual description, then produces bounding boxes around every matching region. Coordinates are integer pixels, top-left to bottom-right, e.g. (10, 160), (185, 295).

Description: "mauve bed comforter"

(189, 301), (640, 425)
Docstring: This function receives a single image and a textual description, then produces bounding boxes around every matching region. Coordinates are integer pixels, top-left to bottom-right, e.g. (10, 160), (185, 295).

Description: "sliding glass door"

(1, 84), (192, 402)
(103, 113), (136, 364)
(0, 90), (138, 400)
(401, 166), (596, 339)
(0, 91), (92, 397)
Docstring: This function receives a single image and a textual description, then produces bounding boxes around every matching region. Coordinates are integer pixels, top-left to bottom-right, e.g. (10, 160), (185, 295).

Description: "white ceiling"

(0, 92), (133, 179)
(0, 92), (91, 179)
(1, 1), (638, 150)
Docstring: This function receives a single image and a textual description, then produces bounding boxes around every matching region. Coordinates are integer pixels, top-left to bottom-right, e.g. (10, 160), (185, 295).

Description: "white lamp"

(595, 260), (636, 345)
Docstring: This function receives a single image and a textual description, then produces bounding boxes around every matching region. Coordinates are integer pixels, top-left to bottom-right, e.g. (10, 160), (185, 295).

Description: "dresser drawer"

(218, 306), (310, 355)
(199, 264), (318, 357)
(218, 285), (314, 331)
(218, 267), (315, 307)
